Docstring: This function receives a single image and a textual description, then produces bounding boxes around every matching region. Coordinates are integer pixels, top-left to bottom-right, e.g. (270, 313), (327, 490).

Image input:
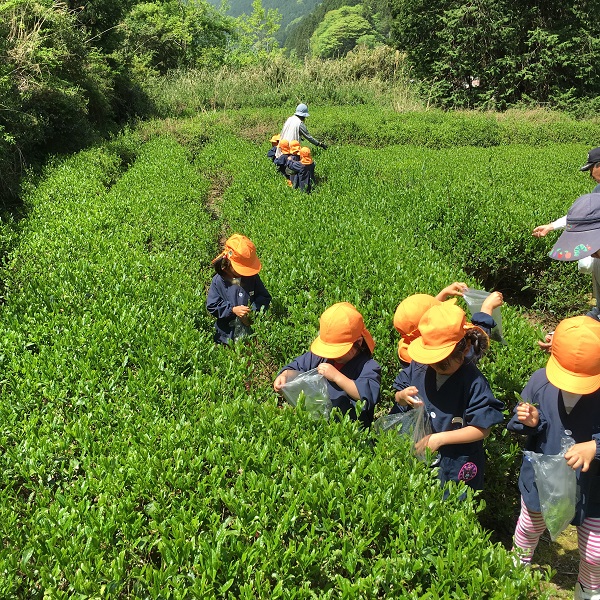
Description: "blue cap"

(295, 103), (309, 118)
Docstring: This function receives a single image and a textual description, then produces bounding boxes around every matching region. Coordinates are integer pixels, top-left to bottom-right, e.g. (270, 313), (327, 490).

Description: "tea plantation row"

(2, 106), (591, 597)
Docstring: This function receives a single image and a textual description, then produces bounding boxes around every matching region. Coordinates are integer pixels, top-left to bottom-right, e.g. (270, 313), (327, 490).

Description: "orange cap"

(290, 140), (301, 154)
(546, 316), (600, 394)
(408, 300), (479, 364)
(310, 302), (375, 359)
(278, 139), (290, 154)
(393, 294), (441, 335)
(299, 147), (313, 165)
(223, 234), (262, 276)
(270, 134), (280, 143)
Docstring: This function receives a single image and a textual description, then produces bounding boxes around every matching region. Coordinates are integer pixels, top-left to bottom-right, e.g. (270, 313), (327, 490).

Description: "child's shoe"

(286, 179), (293, 187)
(575, 581), (600, 600)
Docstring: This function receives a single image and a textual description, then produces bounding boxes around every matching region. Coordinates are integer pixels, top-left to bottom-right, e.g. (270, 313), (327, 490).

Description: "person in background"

(274, 139), (291, 179)
(284, 140), (302, 187)
(207, 234), (271, 345)
(273, 302), (381, 428)
(287, 146), (316, 193)
(392, 301), (504, 491)
(275, 103), (327, 160)
(393, 282), (503, 367)
(532, 147), (600, 238)
(508, 316), (600, 600)
(267, 134), (280, 162)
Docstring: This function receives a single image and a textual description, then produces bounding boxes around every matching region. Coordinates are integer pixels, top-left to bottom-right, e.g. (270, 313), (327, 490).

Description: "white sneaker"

(574, 581), (600, 600)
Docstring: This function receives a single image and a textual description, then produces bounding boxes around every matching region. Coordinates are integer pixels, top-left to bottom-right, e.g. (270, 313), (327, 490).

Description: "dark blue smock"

(392, 361), (504, 490)
(507, 368), (600, 523)
(280, 351), (381, 427)
(288, 160), (315, 193)
(267, 147), (277, 162)
(206, 273), (271, 344)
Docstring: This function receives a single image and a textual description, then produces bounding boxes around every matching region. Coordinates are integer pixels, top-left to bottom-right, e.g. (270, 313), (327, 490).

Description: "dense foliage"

(388, 0), (600, 110)
(0, 125), (551, 597)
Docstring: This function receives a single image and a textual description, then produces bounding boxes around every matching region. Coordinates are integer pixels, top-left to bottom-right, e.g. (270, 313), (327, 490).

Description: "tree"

(309, 5), (379, 59)
(389, 0), (600, 109)
(120, 0), (232, 74)
(226, 0), (282, 65)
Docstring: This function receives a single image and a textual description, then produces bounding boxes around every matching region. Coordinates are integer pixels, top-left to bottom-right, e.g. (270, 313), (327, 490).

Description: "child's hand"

(414, 433), (441, 454)
(565, 441), (597, 472)
(537, 332), (554, 353)
(516, 402), (539, 427)
(395, 386), (420, 406)
(273, 372), (289, 393)
(232, 305), (250, 318)
(532, 224), (554, 238)
(316, 362), (340, 384)
(437, 282), (467, 301)
(481, 291), (503, 315)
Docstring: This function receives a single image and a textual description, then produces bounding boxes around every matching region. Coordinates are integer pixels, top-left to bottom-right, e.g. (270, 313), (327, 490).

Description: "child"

(274, 139), (291, 178)
(207, 234), (271, 345)
(287, 147), (316, 193)
(274, 302), (381, 427)
(392, 300), (504, 491)
(508, 316), (600, 600)
(267, 134), (280, 162)
(393, 283), (503, 366)
(284, 140), (302, 187)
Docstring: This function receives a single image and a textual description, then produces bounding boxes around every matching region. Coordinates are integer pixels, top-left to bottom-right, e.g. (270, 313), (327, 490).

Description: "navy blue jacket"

(393, 360), (504, 490)
(267, 147), (277, 162)
(274, 153), (290, 177)
(206, 273), (271, 344)
(508, 368), (600, 523)
(288, 160), (315, 193)
(280, 351), (381, 427)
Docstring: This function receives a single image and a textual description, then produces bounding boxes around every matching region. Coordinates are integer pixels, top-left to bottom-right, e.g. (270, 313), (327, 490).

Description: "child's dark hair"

(435, 328), (489, 370)
(353, 337), (373, 358)
(212, 254), (230, 275)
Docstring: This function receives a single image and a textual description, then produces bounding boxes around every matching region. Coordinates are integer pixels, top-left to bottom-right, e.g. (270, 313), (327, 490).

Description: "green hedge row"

(0, 130), (546, 597)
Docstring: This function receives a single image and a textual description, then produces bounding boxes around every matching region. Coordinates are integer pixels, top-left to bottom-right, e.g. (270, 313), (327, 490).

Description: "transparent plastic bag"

(281, 368), (332, 420)
(373, 399), (432, 460)
(233, 317), (251, 340)
(524, 436), (577, 541)
(462, 287), (506, 344)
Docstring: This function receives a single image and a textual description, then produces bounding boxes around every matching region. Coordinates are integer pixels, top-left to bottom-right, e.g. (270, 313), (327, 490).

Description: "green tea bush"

(0, 127), (547, 596)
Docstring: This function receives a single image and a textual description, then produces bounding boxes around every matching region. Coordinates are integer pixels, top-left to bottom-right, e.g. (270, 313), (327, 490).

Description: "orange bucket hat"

(310, 302), (375, 359)
(299, 147), (313, 165)
(278, 139), (290, 154)
(407, 300), (483, 364)
(270, 134), (280, 143)
(289, 140), (301, 155)
(546, 316), (600, 394)
(394, 294), (442, 363)
(221, 234), (262, 276)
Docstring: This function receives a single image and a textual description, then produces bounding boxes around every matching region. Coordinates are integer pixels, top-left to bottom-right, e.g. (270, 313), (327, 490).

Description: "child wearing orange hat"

(273, 302), (381, 427)
(267, 134), (280, 162)
(287, 147), (316, 193)
(274, 139), (291, 179)
(394, 284), (503, 367)
(392, 300), (504, 491)
(207, 234), (271, 345)
(508, 316), (600, 599)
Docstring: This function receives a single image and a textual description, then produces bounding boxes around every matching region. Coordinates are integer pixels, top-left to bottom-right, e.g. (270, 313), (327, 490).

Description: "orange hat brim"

(546, 354), (600, 395)
(310, 337), (354, 359)
(229, 256), (261, 276)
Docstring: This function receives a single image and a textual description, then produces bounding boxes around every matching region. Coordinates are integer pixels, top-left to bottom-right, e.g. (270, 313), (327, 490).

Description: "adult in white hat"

(275, 103), (327, 159)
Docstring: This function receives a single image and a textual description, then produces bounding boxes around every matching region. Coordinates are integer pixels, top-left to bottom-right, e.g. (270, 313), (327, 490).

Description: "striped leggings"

(514, 496), (600, 590)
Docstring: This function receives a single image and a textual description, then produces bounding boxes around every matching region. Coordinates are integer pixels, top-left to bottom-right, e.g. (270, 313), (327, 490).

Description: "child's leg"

(513, 496), (546, 563)
(577, 517), (600, 591)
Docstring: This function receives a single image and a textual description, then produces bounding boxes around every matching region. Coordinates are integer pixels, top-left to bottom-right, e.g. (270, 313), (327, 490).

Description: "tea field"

(2, 108), (599, 598)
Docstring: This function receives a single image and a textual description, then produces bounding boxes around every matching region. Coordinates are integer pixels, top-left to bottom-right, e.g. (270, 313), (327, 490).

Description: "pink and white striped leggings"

(514, 496), (600, 590)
